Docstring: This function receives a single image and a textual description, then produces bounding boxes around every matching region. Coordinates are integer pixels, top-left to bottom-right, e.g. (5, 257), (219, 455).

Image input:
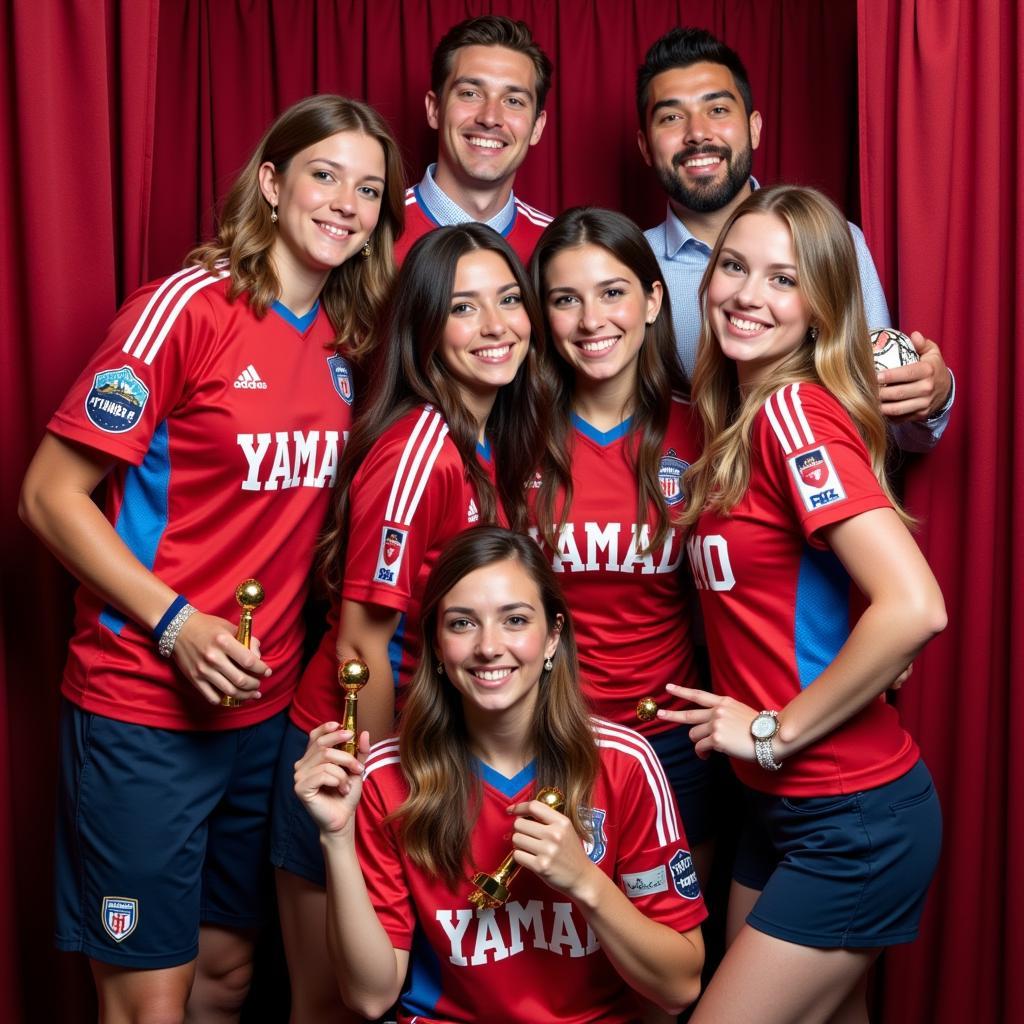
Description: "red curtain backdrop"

(7, 1), (1013, 1021)
(858, 2), (1022, 1022)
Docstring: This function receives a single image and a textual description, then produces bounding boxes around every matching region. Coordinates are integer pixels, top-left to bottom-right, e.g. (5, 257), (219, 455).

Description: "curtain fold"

(858, 2), (1022, 1022)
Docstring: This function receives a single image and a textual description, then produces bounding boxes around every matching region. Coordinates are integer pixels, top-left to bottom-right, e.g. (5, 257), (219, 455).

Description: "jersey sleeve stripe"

(514, 198), (552, 225)
(137, 270), (227, 365)
(777, 383), (814, 449)
(385, 407), (436, 522)
(122, 266), (206, 358)
(765, 384), (816, 453)
(363, 752), (402, 780)
(789, 381), (815, 444)
(401, 424), (449, 526)
(390, 411), (445, 524)
(764, 391), (793, 453)
(593, 720), (680, 846)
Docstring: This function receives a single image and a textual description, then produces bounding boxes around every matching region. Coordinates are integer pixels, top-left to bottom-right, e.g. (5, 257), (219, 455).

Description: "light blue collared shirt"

(416, 163), (517, 234)
(645, 184), (952, 451)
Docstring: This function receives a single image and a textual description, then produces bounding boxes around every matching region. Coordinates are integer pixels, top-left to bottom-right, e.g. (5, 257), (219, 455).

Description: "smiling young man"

(395, 15), (554, 264)
(637, 28), (954, 450)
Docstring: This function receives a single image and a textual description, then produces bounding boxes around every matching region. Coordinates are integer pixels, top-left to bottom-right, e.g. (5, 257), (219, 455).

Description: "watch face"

(751, 714), (778, 739)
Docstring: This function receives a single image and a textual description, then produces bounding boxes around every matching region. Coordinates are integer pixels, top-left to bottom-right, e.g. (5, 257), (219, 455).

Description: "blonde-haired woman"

(19, 94), (403, 1021)
(660, 185), (945, 1024)
(295, 526), (706, 1023)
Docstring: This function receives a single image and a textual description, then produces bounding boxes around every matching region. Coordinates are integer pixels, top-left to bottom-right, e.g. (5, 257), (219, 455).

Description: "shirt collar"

(417, 163), (517, 234)
(663, 175), (762, 258)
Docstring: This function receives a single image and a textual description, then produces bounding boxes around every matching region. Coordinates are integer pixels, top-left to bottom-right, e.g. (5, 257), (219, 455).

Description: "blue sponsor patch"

(581, 807), (607, 864)
(658, 449), (688, 507)
(101, 896), (139, 942)
(85, 366), (149, 433)
(327, 354), (354, 405)
(669, 849), (701, 900)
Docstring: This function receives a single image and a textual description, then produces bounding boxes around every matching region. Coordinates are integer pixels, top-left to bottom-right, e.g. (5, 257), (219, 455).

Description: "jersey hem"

(47, 418), (147, 466)
(746, 912), (920, 949)
(804, 493), (892, 545)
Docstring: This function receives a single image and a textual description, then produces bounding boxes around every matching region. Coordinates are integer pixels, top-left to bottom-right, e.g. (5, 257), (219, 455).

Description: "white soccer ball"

(870, 328), (919, 371)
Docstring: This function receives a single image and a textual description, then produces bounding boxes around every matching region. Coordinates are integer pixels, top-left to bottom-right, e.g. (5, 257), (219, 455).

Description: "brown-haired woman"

(18, 94), (404, 1020)
(295, 526), (706, 1022)
(271, 224), (555, 1020)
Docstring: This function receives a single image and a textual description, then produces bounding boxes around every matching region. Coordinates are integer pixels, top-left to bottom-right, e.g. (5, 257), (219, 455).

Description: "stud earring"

(543, 657), (554, 672)
(270, 205), (278, 224)
(361, 241), (371, 258)
(809, 326), (819, 342)
(436, 662), (445, 675)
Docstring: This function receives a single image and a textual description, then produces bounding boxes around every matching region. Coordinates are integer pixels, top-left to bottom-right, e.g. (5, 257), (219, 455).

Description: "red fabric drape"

(858, 1), (1022, 1022)
(2, 2), (914, 1021)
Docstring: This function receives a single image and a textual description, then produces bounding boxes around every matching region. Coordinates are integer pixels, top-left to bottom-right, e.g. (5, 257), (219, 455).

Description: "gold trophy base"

(220, 695), (242, 708)
(468, 871), (511, 909)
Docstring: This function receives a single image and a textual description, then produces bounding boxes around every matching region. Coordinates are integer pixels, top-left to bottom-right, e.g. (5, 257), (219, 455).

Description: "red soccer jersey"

(687, 382), (919, 795)
(530, 398), (701, 735)
(288, 406), (491, 733)
(393, 184), (552, 266)
(356, 718), (707, 1024)
(47, 267), (354, 730)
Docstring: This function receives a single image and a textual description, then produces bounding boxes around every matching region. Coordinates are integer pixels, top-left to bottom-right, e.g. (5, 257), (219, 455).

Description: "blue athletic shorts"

(647, 726), (717, 847)
(732, 759), (942, 948)
(270, 720), (327, 886)
(54, 700), (286, 968)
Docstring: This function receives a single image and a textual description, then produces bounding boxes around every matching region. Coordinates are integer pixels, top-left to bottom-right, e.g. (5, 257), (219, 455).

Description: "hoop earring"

(361, 241), (371, 258)
(543, 657), (554, 672)
(270, 205), (278, 224)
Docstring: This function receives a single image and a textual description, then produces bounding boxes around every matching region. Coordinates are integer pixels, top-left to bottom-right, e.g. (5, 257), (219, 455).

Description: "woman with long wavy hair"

(272, 224), (555, 1020)
(18, 94), (404, 1021)
(295, 526), (706, 1023)
(661, 185), (945, 1024)
(529, 208), (714, 888)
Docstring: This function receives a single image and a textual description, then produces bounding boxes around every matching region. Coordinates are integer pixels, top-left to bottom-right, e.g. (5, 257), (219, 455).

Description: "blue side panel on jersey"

(271, 299), (320, 333)
(401, 925), (444, 1019)
(794, 545), (850, 689)
(571, 412), (634, 447)
(99, 421), (172, 635)
(474, 757), (537, 798)
(413, 185), (442, 227)
(388, 614), (407, 689)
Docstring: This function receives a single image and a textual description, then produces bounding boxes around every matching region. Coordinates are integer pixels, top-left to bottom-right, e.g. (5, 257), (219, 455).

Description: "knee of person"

(117, 999), (188, 1024)
(194, 956), (254, 1010)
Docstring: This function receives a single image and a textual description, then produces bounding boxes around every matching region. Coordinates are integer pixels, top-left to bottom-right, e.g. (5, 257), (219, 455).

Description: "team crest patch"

(581, 807), (608, 864)
(101, 896), (139, 942)
(374, 526), (407, 586)
(622, 865), (669, 899)
(85, 366), (149, 433)
(788, 446), (847, 512)
(327, 354), (354, 405)
(658, 449), (688, 507)
(669, 849), (701, 900)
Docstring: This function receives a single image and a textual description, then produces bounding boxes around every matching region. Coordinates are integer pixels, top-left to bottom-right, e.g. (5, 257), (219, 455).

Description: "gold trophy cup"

(636, 696), (659, 722)
(467, 786), (565, 909)
(338, 658), (370, 755)
(222, 578), (264, 708)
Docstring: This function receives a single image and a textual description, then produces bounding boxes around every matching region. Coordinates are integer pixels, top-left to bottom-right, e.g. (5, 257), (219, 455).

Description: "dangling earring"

(361, 241), (371, 258)
(436, 662), (445, 675)
(270, 205), (278, 224)
(543, 656), (554, 672)
(809, 325), (819, 343)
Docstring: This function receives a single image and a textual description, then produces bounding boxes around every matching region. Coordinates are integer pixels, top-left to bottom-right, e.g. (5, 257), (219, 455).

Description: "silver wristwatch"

(751, 711), (783, 771)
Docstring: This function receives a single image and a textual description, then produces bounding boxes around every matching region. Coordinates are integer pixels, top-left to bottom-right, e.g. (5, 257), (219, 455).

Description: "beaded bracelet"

(156, 598), (197, 659)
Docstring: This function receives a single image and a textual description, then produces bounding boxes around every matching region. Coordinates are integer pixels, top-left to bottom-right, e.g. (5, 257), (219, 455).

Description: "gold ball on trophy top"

(536, 786), (565, 811)
(636, 696), (659, 722)
(338, 658), (370, 693)
(235, 579), (265, 611)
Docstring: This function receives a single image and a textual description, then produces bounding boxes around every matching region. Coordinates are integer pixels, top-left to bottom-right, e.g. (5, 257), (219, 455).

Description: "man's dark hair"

(431, 15), (554, 112)
(636, 27), (754, 123)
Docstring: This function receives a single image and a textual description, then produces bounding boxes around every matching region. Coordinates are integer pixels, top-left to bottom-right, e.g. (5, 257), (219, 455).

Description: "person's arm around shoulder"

(294, 723), (409, 1018)
(19, 434), (269, 704)
(507, 796), (704, 1015)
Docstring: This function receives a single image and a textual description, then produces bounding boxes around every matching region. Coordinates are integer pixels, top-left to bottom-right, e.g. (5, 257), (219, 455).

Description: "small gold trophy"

(636, 696), (659, 722)
(338, 658), (370, 755)
(223, 578), (264, 708)
(467, 786), (565, 909)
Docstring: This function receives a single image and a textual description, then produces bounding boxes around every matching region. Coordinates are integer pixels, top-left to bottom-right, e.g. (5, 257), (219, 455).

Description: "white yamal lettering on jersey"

(436, 900), (600, 966)
(686, 534), (736, 592)
(528, 523), (684, 574)
(236, 430), (348, 491)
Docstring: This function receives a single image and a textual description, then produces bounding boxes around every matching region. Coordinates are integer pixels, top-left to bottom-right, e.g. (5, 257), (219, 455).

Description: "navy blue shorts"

(54, 701), (286, 968)
(647, 726), (717, 847)
(270, 721), (327, 887)
(732, 760), (942, 948)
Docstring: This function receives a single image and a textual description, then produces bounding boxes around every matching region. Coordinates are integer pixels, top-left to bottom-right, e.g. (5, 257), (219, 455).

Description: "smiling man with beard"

(637, 28), (953, 449)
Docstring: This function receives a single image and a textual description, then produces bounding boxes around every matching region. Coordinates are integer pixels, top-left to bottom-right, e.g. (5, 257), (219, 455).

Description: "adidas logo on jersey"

(467, 498), (479, 523)
(234, 364), (268, 390)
